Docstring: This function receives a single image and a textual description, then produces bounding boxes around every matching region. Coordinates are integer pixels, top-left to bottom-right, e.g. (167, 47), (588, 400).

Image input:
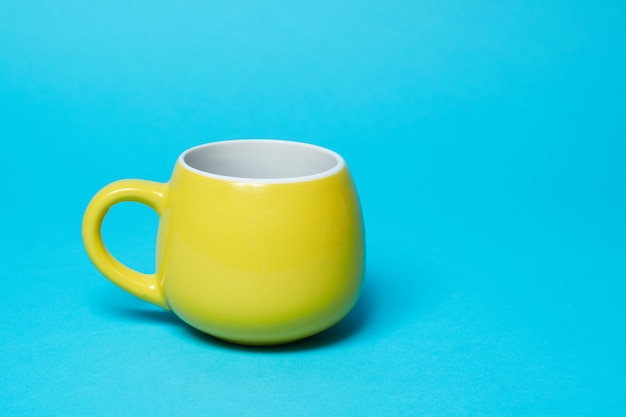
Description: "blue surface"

(1, 1), (625, 415)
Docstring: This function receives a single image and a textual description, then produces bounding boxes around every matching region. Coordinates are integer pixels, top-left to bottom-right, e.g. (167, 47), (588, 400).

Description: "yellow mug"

(82, 139), (365, 345)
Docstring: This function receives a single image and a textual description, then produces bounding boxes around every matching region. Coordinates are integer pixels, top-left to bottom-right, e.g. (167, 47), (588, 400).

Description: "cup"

(82, 139), (365, 345)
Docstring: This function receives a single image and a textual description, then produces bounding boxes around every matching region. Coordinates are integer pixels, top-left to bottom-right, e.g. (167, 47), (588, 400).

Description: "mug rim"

(178, 139), (346, 184)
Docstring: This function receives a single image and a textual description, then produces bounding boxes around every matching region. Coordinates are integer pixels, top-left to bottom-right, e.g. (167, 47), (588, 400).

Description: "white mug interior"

(180, 140), (345, 183)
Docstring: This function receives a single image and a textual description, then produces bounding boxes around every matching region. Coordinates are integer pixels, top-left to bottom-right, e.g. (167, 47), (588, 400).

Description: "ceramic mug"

(82, 139), (365, 345)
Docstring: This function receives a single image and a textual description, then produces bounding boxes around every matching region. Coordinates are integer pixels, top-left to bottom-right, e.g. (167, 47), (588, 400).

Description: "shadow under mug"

(82, 139), (365, 345)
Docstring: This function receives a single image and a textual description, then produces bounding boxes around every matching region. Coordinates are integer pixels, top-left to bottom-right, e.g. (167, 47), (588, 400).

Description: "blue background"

(1, 1), (625, 415)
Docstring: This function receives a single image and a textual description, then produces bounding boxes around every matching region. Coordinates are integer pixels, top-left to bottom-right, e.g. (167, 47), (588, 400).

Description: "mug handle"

(82, 179), (170, 310)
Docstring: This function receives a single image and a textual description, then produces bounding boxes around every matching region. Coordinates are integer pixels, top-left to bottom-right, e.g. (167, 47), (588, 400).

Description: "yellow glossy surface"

(83, 161), (364, 345)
